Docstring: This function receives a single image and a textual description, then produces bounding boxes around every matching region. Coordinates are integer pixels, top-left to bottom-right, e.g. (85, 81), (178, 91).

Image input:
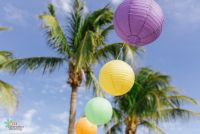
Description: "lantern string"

(97, 88), (104, 97)
(116, 43), (125, 60)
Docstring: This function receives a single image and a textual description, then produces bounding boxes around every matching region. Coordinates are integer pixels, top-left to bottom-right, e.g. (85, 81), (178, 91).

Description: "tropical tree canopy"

(3, 1), (140, 94)
(1, 1), (140, 133)
(106, 67), (200, 134)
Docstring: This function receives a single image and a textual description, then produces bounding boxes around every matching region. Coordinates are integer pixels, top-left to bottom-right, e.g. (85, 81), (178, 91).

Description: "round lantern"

(99, 60), (135, 96)
(114, 0), (164, 46)
(85, 97), (113, 125)
(76, 117), (97, 134)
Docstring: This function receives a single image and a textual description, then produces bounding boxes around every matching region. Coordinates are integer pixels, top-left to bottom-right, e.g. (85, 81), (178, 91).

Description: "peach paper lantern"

(76, 117), (97, 134)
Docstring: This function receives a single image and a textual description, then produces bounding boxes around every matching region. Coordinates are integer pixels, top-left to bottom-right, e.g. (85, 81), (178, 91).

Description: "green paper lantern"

(85, 97), (113, 125)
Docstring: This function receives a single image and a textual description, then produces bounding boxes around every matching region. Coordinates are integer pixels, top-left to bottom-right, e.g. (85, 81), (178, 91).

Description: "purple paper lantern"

(114, 0), (164, 46)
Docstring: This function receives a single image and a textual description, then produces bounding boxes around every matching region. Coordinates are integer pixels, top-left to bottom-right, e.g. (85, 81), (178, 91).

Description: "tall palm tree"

(0, 27), (18, 114)
(106, 67), (200, 134)
(3, 1), (139, 133)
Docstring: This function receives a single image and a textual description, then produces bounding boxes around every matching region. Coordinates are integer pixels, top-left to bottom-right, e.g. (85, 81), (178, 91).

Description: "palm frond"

(139, 121), (165, 134)
(0, 51), (13, 58)
(70, 5), (113, 54)
(0, 80), (18, 115)
(73, 0), (85, 15)
(101, 25), (114, 38)
(75, 31), (96, 70)
(3, 57), (64, 74)
(158, 108), (200, 122)
(0, 27), (9, 31)
(39, 5), (71, 56)
(105, 122), (122, 134)
(85, 68), (102, 96)
(95, 43), (141, 63)
(0, 51), (13, 64)
(105, 108), (123, 134)
(168, 95), (198, 106)
(82, 5), (113, 32)
(65, 0), (84, 50)
(48, 4), (56, 17)
(95, 43), (123, 61)
(122, 44), (143, 65)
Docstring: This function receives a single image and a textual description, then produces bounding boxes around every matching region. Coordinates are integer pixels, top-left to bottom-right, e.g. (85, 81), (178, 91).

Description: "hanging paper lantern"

(114, 0), (164, 46)
(85, 97), (113, 125)
(99, 60), (135, 96)
(76, 117), (97, 134)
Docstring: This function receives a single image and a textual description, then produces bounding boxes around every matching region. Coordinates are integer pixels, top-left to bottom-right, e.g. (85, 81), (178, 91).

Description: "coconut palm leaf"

(139, 121), (165, 134)
(0, 51), (13, 65)
(85, 68), (102, 96)
(0, 80), (18, 114)
(168, 95), (198, 105)
(0, 27), (9, 31)
(75, 31), (96, 69)
(0, 51), (13, 58)
(81, 5), (113, 33)
(3, 57), (64, 74)
(39, 5), (71, 56)
(158, 108), (200, 122)
(101, 25), (114, 38)
(105, 108), (123, 134)
(95, 43), (141, 63)
(95, 43), (123, 60)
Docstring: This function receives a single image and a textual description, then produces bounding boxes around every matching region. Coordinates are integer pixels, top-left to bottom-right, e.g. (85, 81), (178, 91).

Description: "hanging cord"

(117, 43), (125, 60)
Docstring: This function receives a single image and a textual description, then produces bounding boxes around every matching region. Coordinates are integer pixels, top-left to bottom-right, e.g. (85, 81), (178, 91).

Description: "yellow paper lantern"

(99, 60), (135, 96)
(76, 117), (97, 134)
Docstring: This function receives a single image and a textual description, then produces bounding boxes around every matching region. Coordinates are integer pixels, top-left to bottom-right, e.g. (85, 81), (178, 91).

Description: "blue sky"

(0, 0), (200, 133)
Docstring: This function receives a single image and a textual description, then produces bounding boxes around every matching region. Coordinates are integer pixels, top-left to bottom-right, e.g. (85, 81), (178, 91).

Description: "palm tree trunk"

(125, 123), (137, 134)
(67, 86), (78, 134)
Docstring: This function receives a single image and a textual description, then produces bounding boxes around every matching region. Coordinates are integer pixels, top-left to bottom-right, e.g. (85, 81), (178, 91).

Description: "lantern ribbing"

(114, 0), (164, 46)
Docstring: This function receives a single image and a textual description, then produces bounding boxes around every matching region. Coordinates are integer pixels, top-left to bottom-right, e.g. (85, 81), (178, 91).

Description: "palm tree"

(0, 28), (18, 114)
(106, 67), (200, 134)
(3, 1), (139, 133)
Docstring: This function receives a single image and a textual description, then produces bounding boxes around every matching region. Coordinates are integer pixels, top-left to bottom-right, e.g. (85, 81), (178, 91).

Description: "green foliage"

(0, 80), (18, 115)
(4, 2), (140, 95)
(0, 51), (13, 64)
(0, 27), (9, 31)
(3, 57), (64, 74)
(0, 51), (18, 114)
(106, 68), (200, 134)
(39, 10), (71, 56)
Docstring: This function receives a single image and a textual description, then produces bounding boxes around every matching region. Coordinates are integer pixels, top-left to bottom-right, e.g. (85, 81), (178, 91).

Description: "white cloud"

(49, 125), (65, 134)
(110, 0), (123, 6)
(39, 124), (65, 134)
(51, 0), (88, 14)
(0, 109), (39, 134)
(21, 109), (40, 133)
(51, 0), (72, 13)
(33, 100), (45, 108)
(159, 0), (200, 25)
(52, 111), (68, 124)
(3, 4), (27, 24)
